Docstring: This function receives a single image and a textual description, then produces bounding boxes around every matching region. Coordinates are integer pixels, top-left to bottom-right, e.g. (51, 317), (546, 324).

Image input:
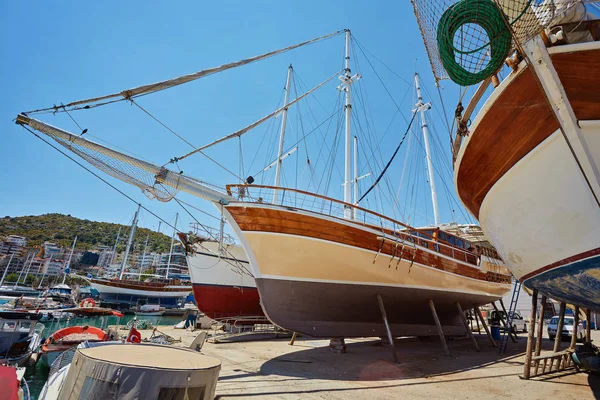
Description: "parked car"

(508, 312), (527, 333)
(487, 310), (527, 333)
(547, 316), (585, 341)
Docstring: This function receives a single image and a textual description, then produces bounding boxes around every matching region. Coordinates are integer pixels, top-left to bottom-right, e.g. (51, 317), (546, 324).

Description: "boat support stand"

(377, 294), (399, 363)
(474, 305), (497, 347)
(457, 302), (480, 352)
(429, 299), (451, 356)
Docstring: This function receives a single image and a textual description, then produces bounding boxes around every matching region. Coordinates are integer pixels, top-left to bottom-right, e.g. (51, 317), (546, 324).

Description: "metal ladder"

(499, 279), (522, 353)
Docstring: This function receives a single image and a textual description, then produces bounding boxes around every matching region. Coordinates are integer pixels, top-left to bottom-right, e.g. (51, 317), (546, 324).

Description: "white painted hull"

(454, 42), (600, 309)
(186, 241), (255, 289)
(90, 281), (191, 298)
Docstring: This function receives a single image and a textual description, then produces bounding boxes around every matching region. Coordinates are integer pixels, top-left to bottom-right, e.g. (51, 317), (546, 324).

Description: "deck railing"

(226, 184), (484, 268)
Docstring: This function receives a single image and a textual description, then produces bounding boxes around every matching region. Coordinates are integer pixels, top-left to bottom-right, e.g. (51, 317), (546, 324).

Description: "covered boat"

(42, 344), (220, 400)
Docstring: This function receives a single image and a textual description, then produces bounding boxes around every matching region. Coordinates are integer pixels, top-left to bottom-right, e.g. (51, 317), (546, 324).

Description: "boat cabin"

(0, 311), (41, 359)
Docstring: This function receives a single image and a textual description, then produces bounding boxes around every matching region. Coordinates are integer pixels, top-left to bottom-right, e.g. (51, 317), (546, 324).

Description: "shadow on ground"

(259, 334), (530, 381)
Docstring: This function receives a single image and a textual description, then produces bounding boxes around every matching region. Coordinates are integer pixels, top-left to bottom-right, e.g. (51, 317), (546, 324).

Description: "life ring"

(80, 298), (96, 308)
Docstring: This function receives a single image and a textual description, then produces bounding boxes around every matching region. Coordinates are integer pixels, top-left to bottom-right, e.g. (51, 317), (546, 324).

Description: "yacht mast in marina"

(414, 72), (440, 226)
(62, 236), (78, 285)
(273, 65), (293, 204)
(119, 206), (140, 280)
(166, 212), (178, 279)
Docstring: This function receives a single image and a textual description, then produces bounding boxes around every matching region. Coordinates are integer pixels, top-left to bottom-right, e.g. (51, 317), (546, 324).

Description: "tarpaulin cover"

(0, 366), (19, 400)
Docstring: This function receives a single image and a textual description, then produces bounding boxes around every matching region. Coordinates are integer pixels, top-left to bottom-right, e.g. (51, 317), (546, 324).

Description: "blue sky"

(0, 1), (473, 237)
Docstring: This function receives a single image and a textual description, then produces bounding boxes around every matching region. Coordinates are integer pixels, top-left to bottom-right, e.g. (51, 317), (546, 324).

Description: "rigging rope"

(24, 30), (346, 115)
(171, 70), (342, 164)
(436, 0), (515, 86)
(358, 111), (418, 203)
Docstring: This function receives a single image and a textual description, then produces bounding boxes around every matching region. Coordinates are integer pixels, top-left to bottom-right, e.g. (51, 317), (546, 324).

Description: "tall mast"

(38, 255), (51, 289)
(353, 136), (358, 207)
(110, 226), (121, 265)
(344, 30), (353, 219)
(119, 204), (140, 280)
(139, 234), (149, 281)
(0, 253), (14, 287)
(15, 253), (29, 288)
(166, 213), (178, 280)
(273, 64), (293, 204)
(414, 72), (440, 226)
(62, 235), (78, 285)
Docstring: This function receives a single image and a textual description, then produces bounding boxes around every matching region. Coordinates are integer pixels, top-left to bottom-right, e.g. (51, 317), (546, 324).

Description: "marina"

(3, 0), (600, 398)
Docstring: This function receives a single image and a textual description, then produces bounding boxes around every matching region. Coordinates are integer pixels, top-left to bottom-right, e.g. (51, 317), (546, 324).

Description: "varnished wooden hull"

(454, 42), (600, 309)
(223, 204), (510, 337)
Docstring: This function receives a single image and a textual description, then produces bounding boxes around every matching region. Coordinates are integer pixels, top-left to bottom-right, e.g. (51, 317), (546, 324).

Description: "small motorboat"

(0, 311), (44, 367)
(40, 325), (108, 366)
(0, 364), (30, 400)
(134, 304), (165, 316)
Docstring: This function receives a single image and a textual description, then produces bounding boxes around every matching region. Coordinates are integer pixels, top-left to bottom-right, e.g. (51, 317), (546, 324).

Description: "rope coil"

(437, 0), (513, 86)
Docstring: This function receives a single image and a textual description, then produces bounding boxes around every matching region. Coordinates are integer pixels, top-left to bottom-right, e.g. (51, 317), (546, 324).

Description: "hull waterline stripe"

(521, 247), (600, 281)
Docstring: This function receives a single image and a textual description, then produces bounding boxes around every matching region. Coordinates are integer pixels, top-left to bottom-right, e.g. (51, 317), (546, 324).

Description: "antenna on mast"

(414, 72), (440, 226)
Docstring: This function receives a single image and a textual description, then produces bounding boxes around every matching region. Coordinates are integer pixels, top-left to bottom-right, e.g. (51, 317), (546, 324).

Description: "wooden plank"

(474, 306), (497, 348)
(586, 308), (592, 342)
(551, 49), (600, 120)
(457, 302), (480, 352)
(456, 67), (559, 218)
(531, 350), (571, 361)
(554, 302), (567, 352)
(523, 289), (538, 379)
(534, 295), (547, 376)
(570, 305), (580, 350)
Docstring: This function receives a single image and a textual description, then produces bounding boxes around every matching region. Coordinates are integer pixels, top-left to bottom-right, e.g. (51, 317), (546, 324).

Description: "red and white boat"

(181, 230), (262, 319)
(40, 326), (108, 366)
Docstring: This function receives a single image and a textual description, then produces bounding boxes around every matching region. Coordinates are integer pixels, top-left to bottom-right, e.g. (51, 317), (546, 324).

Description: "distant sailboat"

(89, 205), (191, 308)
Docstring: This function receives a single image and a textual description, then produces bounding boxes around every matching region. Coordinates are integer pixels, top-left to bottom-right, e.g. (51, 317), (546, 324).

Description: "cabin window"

(158, 386), (205, 400)
(17, 321), (32, 332)
(455, 239), (464, 249)
(2, 321), (16, 331)
(79, 377), (119, 399)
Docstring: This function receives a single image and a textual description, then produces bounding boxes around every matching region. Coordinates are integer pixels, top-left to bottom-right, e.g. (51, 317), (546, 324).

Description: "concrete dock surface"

(138, 327), (600, 399)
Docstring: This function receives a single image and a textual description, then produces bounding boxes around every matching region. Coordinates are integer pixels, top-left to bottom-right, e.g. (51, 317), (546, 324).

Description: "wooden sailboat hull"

(454, 42), (600, 310)
(89, 279), (191, 308)
(186, 242), (262, 318)
(224, 203), (510, 337)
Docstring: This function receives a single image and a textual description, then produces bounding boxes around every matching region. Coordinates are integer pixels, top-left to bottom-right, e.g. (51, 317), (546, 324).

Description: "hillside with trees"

(0, 213), (172, 253)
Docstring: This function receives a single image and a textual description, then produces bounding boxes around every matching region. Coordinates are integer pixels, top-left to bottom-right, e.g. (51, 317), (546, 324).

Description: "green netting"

(410, 0), (582, 86)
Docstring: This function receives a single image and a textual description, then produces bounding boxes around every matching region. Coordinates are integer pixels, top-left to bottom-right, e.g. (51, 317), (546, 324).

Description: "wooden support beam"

(570, 305), (580, 350)
(550, 302), (567, 372)
(523, 289), (538, 379)
(534, 295), (547, 376)
(474, 305), (497, 347)
(586, 308), (592, 342)
(457, 302), (480, 351)
(289, 332), (297, 346)
(554, 302), (567, 352)
(377, 294), (399, 363)
(429, 300), (451, 356)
